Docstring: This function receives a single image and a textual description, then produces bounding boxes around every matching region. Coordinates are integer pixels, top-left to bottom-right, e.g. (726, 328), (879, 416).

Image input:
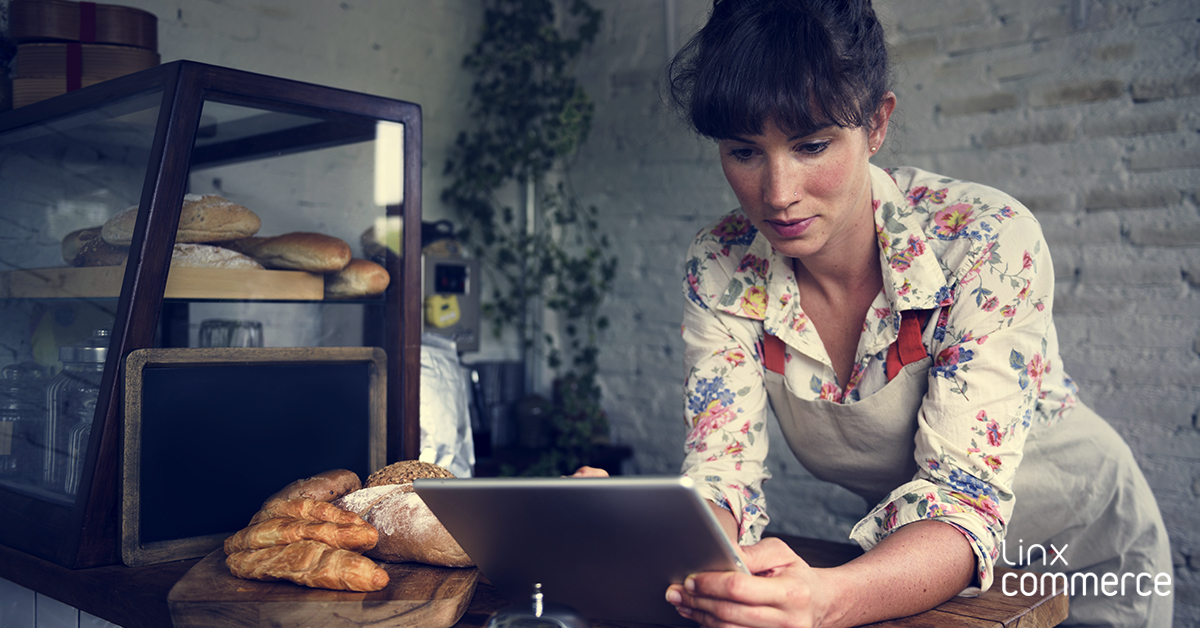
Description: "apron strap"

(762, 309), (934, 378)
(763, 332), (787, 375)
(885, 309), (933, 381)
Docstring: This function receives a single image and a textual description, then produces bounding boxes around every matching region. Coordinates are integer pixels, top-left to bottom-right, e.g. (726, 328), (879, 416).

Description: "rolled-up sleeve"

(679, 247), (773, 545)
(851, 213), (1056, 595)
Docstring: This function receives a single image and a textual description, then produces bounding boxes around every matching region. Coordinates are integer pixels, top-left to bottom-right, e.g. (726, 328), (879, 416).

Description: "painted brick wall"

(570, 0), (1200, 624)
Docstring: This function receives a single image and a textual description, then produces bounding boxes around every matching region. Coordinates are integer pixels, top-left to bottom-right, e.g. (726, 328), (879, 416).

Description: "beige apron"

(762, 329), (1173, 627)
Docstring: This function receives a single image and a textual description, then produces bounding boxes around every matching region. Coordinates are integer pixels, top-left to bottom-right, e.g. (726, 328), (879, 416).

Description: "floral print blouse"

(679, 165), (1079, 593)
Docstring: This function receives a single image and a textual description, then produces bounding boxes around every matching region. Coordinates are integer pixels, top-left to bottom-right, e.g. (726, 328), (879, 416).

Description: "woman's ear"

(867, 91), (897, 153)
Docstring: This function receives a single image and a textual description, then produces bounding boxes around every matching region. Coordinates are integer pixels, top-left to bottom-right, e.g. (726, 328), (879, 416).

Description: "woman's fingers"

(665, 539), (822, 628)
(668, 575), (791, 627)
(566, 465), (609, 477)
(742, 536), (807, 575)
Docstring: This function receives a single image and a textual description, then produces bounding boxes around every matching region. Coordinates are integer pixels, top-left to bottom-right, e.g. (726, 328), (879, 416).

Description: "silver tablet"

(413, 475), (748, 625)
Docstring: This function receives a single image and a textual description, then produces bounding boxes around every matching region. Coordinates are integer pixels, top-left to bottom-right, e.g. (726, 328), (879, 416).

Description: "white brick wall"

(570, 1), (1200, 624)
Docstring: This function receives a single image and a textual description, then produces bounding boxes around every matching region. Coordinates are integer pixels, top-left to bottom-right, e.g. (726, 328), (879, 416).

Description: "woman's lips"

(767, 216), (815, 238)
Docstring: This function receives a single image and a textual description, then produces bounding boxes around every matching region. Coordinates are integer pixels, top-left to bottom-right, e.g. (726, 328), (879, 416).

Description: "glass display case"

(0, 61), (423, 568)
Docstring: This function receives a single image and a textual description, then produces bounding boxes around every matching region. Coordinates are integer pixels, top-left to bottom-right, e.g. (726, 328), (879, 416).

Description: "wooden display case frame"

(0, 60), (423, 569)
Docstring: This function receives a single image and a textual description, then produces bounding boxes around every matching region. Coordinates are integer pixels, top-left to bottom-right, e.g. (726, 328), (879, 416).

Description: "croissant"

(226, 540), (389, 592)
(224, 517), (378, 554)
(249, 497), (368, 526)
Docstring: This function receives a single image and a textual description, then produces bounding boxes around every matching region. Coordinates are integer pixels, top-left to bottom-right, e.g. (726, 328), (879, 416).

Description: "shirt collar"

(871, 164), (951, 316)
(712, 165), (951, 344)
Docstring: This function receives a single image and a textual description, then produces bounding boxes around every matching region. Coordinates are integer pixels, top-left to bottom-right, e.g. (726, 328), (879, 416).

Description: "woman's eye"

(797, 141), (830, 155)
(727, 148), (756, 162)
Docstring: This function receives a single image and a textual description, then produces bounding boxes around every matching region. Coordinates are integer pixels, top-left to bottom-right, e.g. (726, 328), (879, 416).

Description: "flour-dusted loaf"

(324, 258), (390, 298)
(225, 540), (389, 592)
(333, 461), (473, 568)
(170, 243), (263, 269)
(224, 232), (352, 272)
(101, 194), (262, 246)
(223, 516), (378, 554)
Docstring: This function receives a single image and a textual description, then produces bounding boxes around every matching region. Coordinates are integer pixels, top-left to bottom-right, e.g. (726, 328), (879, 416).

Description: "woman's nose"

(763, 159), (797, 209)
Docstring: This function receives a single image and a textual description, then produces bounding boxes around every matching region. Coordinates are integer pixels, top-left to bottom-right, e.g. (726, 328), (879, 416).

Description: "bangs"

(670, 0), (882, 140)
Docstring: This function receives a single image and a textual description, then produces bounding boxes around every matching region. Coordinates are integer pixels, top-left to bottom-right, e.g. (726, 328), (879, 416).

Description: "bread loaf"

(333, 461), (473, 568)
(366, 460), (455, 487)
(249, 497), (368, 526)
(170, 243), (263, 269)
(225, 540), (389, 592)
(63, 226), (129, 266)
(324, 258), (390, 299)
(260, 469), (362, 511)
(224, 517), (378, 554)
(101, 194), (261, 246)
(225, 232), (352, 272)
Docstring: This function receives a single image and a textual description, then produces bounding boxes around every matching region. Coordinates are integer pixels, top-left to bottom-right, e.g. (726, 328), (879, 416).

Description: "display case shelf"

(0, 60), (423, 569)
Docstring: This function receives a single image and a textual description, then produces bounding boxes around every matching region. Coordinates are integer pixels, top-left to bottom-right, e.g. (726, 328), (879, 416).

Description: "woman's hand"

(566, 466), (609, 478)
(665, 537), (832, 628)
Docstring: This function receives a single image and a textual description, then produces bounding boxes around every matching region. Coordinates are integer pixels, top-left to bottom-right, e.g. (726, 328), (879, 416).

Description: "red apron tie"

(763, 309), (932, 381)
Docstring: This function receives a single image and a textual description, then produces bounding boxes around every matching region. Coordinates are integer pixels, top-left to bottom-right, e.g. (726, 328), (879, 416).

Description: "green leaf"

(1009, 349), (1025, 371)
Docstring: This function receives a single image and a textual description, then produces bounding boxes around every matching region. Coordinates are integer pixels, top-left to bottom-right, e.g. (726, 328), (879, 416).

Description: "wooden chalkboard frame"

(120, 347), (386, 567)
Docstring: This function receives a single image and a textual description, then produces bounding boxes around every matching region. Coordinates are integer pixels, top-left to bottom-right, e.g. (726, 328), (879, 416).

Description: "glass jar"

(0, 362), (50, 483)
(45, 329), (109, 494)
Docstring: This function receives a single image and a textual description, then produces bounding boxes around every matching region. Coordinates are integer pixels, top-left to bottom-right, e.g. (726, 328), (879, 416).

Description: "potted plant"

(442, 0), (617, 476)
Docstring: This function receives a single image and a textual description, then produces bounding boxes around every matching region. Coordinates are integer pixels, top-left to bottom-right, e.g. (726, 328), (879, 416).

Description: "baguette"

(224, 517), (378, 554)
(225, 540), (389, 592)
(260, 469), (362, 511)
(324, 258), (390, 298)
(225, 232), (352, 272)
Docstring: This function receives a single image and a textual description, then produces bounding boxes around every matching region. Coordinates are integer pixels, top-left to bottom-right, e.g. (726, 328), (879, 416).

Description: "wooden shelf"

(0, 265), (324, 300)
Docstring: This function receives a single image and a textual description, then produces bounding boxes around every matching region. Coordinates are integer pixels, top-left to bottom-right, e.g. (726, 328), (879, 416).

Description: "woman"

(634, 0), (1171, 626)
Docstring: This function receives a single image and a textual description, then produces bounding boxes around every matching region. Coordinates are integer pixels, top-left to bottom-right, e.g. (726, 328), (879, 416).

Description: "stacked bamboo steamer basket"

(8, 0), (159, 108)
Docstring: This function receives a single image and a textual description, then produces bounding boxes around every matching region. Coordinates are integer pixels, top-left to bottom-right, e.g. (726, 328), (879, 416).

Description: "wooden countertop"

(0, 535), (1066, 628)
(451, 534), (1069, 628)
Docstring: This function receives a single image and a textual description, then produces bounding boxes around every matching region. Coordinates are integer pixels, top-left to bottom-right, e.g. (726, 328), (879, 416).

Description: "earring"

(870, 146), (877, 153)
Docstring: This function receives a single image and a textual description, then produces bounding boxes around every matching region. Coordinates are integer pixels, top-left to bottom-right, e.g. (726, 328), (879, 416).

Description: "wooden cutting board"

(168, 548), (480, 628)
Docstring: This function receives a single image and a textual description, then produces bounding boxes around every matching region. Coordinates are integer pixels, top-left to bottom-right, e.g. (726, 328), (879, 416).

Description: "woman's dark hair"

(668, 0), (890, 140)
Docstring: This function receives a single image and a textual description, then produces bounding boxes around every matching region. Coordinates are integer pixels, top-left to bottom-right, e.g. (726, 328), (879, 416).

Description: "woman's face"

(718, 98), (893, 263)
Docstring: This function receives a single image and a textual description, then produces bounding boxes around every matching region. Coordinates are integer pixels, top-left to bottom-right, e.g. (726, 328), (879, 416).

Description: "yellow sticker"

(424, 294), (461, 328)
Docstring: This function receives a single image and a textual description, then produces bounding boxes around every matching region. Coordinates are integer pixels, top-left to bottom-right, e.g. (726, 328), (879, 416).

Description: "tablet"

(413, 475), (748, 625)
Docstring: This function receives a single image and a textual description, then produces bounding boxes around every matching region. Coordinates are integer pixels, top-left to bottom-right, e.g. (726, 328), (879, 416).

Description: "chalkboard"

(120, 347), (386, 567)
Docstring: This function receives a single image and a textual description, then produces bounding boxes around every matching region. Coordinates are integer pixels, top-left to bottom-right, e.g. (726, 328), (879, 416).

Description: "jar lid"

(59, 329), (111, 363)
(0, 362), (49, 407)
(2, 361), (50, 382)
